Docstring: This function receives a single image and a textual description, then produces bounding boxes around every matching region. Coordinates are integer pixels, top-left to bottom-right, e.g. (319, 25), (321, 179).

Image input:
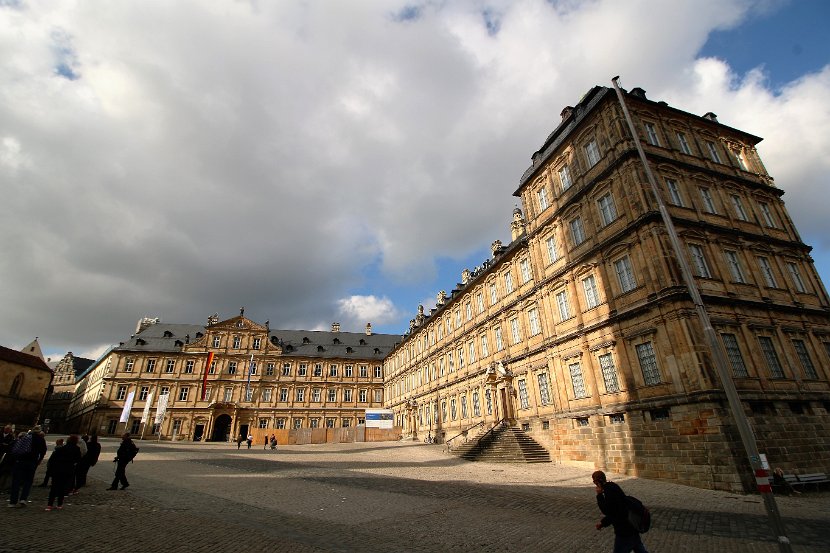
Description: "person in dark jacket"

(74, 434), (101, 489)
(592, 470), (648, 553)
(8, 426), (47, 507)
(107, 433), (138, 491)
(45, 435), (82, 511)
(0, 425), (17, 491)
(39, 438), (65, 487)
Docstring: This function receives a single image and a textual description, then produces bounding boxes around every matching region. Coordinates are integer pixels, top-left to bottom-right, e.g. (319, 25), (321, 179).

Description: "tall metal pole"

(611, 77), (792, 552)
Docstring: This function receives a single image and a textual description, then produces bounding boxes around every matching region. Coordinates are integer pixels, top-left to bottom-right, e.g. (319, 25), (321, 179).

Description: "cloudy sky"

(2, 0), (829, 361)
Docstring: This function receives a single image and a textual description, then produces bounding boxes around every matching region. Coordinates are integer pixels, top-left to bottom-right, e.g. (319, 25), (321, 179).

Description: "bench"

(794, 473), (830, 491)
(769, 473), (799, 494)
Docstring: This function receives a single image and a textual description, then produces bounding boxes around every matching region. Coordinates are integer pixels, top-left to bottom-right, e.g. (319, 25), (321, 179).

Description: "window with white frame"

(252, 337), (261, 349)
(282, 363), (291, 376)
(537, 372), (551, 405)
(699, 188), (717, 213)
(556, 290), (571, 321)
(116, 385), (127, 400)
(546, 235), (559, 264)
(313, 364), (323, 377)
(792, 339), (818, 379)
(183, 360), (193, 374)
(298, 363), (307, 376)
(666, 178), (684, 206)
(344, 389), (353, 402)
(312, 388), (321, 402)
(374, 366), (382, 378)
(209, 360), (217, 374)
(597, 193), (617, 226)
(276, 418), (287, 429)
(460, 395), (468, 418)
(468, 341), (476, 363)
(676, 132), (692, 155)
(244, 387), (253, 402)
(733, 149), (748, 170)
(510, 318), (521, 344)
(559, 165), (573, 191)
(166, 359), (175, 373)
(584, 140), (600, 167)
(757, 256), (778, 287)
(327, 388), (336, 401)
(569, 362), (587, 398)
(495, 326), (504, 351)
(465, 301), (472, 320)
(786, 262), (807, 293)
(228, 361), (237, 375)
(731, 195), (748, 221)
(448, 351), (454, 372)
(145, 359), (156, 373)
(294, 419), (303, 429)
(528, 308), (541, 336)
(477, 293), (485, 313)
(455, 309), (462, 327)
(635, 342), (662, 385)
(345, 364), (353, 377)
(644, 122), (660, 146)
(266, 363), (274, 376)
(759, 202), (777, 227)
(279, 388), (288, 402)
(359, 389), (367, 402)
(598, 353), (620, 393)
(124, 358), (134, 372)
(614, 256), (637, 293)
(233, 336), (241, 348)
(329, 364), (338, 377)
(373, 389), (382, 403)
(520, 258), (531, 283)
(296, 388), (305, 402)
(582, 275), (600, 309)
(570, 216), (586, 246)
(262, 388), (272, 402)
(504, 271), (514, 294)
(178, 387), (189, 402)
(706, 140), (722, 163)
(224, 387), (234, 402)
(517, 379), (530, 408)
(758, 336), (784, 378)
(724, 250), (747, 283)
(249, 362), (257, 376)
(439, 357), (445, 376)
(537, 187), (549, 211)
(139, 386), (149, 401)
(472, 390), (481, 417)
(489, 283), (498, 305)
(481, 334), (489, 357)
(457, 347), (464, 368)
(689, 244), (712, 278)
(212, 335), (221, 347)
(720, 333), (748, 378)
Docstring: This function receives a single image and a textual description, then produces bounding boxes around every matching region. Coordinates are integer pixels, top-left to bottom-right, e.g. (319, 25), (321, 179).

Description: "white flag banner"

(154, 393), (170, 424)
(140, 391), (154, 423)
(119, 390), (135, 423)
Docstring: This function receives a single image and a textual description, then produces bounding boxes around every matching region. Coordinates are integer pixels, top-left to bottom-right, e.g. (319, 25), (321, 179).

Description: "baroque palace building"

(67, 312), (397, 443)
(383, 84), (830, 491)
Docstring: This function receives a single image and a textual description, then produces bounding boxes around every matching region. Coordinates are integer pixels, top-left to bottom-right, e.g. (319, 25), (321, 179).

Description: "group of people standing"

(1, 424), (102, 511)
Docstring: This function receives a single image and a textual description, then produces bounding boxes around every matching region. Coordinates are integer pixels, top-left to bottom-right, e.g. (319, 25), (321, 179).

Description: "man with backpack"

(7, 426), (47, 508)
(107, 433), (139, 491)
(592, 470), (649, 553)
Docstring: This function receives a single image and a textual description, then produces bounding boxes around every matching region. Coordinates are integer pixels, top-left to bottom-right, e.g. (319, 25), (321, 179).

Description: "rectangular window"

(476, 293), (485, 313)
(720, 332), (748, 378)
(276, 418), (287, 429)
(298, 364), (307, 376)
(537, 187), (549, 211)
(597, 193), (617, 226)
(374, 366), (382, 378)
(345, 364), (353, 377)
(689, 244), (712, 278)
(582, 275), (600, 309)
(282, 363), (291, 376)
(228, 361), (237, 375)
(472, 391), (481, 417)
(465, 302), (472, 321)
(725, 251), (746, 283)
(224, 387), (233, 402)
(279, 388), (288, 402)
(546, 235), (559, 264)
(759, 202), (777, 227)
(644, 122), (660, 146)
(455, 309), (462, 327)
(569, 362), (587, 398)
(731, 195), (748, 221)
(233, 336), (241, 348)
(495, 326), (504, 352)
(313, 364), (323, 377)
(329, 364), (338, 377)
(183, 360), (194, 374)
(636, 342), (662, 385)
(700, 188), (717, 213)
(358, 389), (367, 403)
(556, 290), (571, 321)
(244, 388), (253, 402)
(266, 363), (275, 376)
(481, 334), (489, 357)
(294, 419), (302, 429)
(312, 388), (321, 402)
(124, 359), (134, 372)
(460, 395), (468, 418)
(517, 379), (530, 409)
(734, 150), (748, 170)
(327, 388), (336, 402)
(259, 418), (268, 429)
(758, 256), (778, 288)
(676, 132), (692, 155)
(373, 389), (382, 403)
(344, 389), (353, 402)
(139, 386), (149, 401)
(116, 386), (127, 400)
(758, 336), (784, 378)
(457, 347), (464, 368)
(666, 178), (684, 207)
(212, 335), (221, 348)
(360, 365), (368, 378)
(252, 337), (261, 350)
(489, 283), (498, 305)
(510, 318), (521, 344)
(178, 387), (189, 402)
(528, 308), (541, 336)
(310, 418), (320, 429)
(570, 216), (586, 246)
(166, 359), (175, 373)
(585, 139), (600, 167)
(262, 388), (272, 402)
(520, 258), (531, 284)
(598, 353), (620, 393)
(448, 352), (454, 372)
(342, 418), (351, 428)
(614, 256), (637, 293)
(559, 165), (573, 191)
(295, 388), (305, 402)
(468, 341), (477, 363)
(792, 339), (818, 379)
(537, 372), (551, 405)
(504, 272), (514, 294)
(209, 360), (217, 374)
(786, 262), (807, 293)
(145, 359), (156, 373)
(706, 140), (722, 163)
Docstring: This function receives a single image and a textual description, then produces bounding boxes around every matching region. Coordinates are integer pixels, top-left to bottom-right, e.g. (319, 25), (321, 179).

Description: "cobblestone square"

(2, 439), (828, 552)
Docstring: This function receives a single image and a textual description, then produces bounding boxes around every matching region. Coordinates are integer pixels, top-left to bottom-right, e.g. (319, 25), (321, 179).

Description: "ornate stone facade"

(0, 344), (52, 428)
(40, 352), (94, 433)
(383, 85), (830, 492)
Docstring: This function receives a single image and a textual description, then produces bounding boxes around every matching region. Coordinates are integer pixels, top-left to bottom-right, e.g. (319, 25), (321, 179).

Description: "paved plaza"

(2, 438), (829, 552)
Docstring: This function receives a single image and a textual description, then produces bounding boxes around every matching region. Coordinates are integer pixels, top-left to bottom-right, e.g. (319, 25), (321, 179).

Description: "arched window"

(10, 373), (23, 398)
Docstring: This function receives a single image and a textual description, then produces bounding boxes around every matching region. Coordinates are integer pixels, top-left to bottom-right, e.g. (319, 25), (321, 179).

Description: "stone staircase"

(450, 424), (551, 463)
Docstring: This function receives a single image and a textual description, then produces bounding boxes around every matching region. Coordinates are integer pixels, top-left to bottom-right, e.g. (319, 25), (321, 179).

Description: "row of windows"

(208, 334), (264, 349)
(117, 385), (383, 404)
(642, 120), (750, 170)
(721, 333), (826, 381)
(664, 176), (780, 228)
(687, 241), (809, 292)
(122, 358), (382, 378)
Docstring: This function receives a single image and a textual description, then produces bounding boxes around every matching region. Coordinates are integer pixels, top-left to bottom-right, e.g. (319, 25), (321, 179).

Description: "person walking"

(592, 470), (649, 553)
(269, 434), (277, 450)
(74, 435), (101, 489)
(107, 433), (139, 491)
(39, 438), (64, 487)
(8, 426), (47, 508)
(45, 435), (82, 511)
(246, 434), (253, 449)
(236, 435), (244, 450)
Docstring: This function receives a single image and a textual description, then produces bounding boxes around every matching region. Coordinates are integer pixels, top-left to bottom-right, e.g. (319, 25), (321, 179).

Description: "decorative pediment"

(210, 316), (268, 332)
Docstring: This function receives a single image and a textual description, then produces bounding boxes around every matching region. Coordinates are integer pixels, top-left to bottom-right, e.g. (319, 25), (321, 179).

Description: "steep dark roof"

(117, 324), (206, 352)
(0, 345), (52, 372)
(72, 356), (95, 377)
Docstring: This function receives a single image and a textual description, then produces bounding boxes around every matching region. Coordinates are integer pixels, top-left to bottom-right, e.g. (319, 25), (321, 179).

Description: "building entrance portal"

(211, 414), (232, 442)
(193, 424), (205, 442)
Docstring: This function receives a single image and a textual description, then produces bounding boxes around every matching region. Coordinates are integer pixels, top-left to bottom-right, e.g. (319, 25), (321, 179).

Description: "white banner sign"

(140, 391), (154, 423)
(154, 393), (170, 424)
(119, 390), (135, 423)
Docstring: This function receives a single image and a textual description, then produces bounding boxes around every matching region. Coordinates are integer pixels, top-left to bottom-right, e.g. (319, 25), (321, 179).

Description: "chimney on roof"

(365, 323), (372, 336)
(331, 322), (340, 333)
(560, 106), (574, 121)
(630, 87), (647, 99)
(703, 112), (718, 122)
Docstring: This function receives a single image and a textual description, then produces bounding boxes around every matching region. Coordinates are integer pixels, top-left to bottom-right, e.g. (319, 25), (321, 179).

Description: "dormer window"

(195, 332), (203, 339)
(174, 340), (184, 347)
(163, 330), (174, 338)
(136, 338), (146, 346)
(346, 347), (354, 354)
(317, 345), (325, 352)
(374, 348), (381, 354)
(333, 338), (341, 345)
(302, 337), (310, 344)
(359, 339), (366, 346)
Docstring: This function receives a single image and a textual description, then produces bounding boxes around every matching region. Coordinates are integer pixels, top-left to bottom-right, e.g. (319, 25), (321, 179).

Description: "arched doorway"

(211, 414), (232, 442)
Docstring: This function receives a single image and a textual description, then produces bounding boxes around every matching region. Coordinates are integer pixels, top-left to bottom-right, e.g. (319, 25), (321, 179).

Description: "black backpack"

(625, 495), (652, 533)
